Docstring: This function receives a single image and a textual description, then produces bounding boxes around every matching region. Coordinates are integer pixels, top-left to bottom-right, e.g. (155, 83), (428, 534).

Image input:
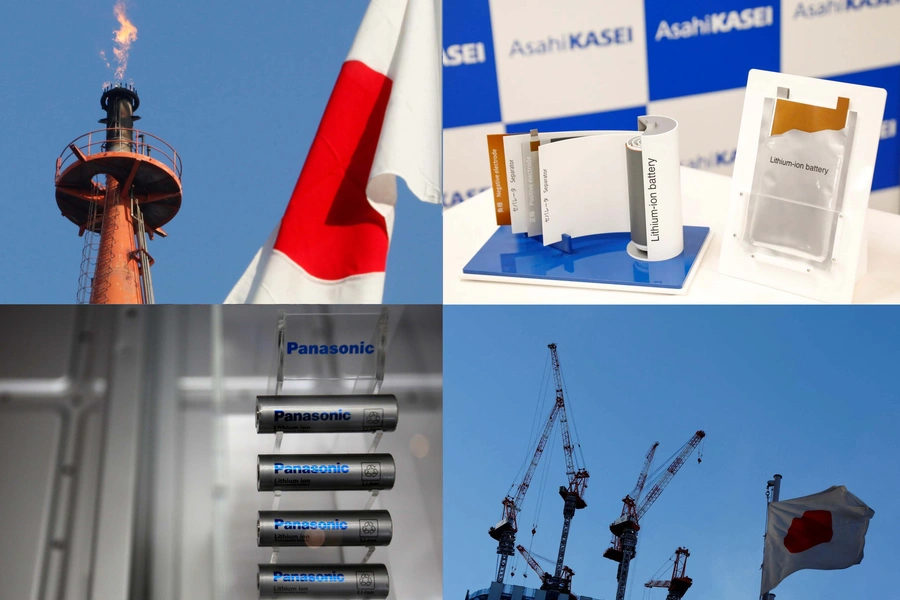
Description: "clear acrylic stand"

(264, 308), (389, 566)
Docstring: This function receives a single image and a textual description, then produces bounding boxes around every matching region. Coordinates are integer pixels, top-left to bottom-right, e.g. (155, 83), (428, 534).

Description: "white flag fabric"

(761, 485), (875, 594)
(225, 0), (440, 304)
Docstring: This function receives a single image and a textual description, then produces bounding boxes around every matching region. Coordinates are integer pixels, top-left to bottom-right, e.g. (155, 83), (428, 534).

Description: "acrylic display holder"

(262, 308), (390, 567)
(462, 226), (711, 294)
(719, 70), (886, 302)
(742, 191), (844, 268)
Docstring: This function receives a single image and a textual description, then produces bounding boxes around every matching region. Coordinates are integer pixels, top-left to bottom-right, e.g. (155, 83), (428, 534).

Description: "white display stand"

(443, 167), (900, 304)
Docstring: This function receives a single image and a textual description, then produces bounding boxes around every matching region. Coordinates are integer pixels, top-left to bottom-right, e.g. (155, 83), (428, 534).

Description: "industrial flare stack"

(55, 82), (182, 304)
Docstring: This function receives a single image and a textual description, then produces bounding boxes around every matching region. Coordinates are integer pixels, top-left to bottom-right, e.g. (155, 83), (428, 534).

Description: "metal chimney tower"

(55, 83), (182, 304)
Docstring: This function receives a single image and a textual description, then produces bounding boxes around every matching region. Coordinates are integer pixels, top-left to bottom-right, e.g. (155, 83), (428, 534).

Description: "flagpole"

(761, 474), (782, 600)
(769, 474), (781, 502)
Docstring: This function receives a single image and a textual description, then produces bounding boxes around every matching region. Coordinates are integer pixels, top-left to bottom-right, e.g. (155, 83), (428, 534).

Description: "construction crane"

(645, 547), (693, 600)
(631, 442), (660, 505)
(547, 343), (590, 584)
(516, 544), (576, 596)
(488, 346), (568, 583)
(601, 440), (659, 565)
(603, 430), (705, 600)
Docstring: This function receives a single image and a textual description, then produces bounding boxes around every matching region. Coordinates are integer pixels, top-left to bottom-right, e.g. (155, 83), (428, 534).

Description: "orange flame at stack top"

(112, 1), (137, 80)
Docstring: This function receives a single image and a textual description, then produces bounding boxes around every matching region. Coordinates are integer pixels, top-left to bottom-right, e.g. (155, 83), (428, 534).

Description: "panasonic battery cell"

(257, 510), (393, 547)
(257, 454), (396, 492)
(258, 564), (389, 598)
(256, 394), (399, 434)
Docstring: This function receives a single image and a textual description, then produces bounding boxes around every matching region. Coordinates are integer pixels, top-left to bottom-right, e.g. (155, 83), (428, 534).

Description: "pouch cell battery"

(257, 454), (396, 492)
(257, 510), (393, 547)
(745, 96), (854, 264)
(258, 563), (389, 598)
(256, 394), (399, 434)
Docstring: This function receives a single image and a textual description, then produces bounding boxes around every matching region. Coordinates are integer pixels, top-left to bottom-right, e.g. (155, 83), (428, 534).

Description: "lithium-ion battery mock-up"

(257, 510), (393, 547)
(257, 564), (389, 598)
(257, 454), (396, 492)
(256, 394), (399, 434)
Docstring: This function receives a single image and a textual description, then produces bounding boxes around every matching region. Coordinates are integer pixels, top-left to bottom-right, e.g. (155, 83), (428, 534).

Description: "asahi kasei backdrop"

(442, 0), (900, 212)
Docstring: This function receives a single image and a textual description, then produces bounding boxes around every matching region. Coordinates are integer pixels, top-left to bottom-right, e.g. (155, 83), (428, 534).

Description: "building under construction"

(55, 82), (182, 304)
(466, 583), (599, 600)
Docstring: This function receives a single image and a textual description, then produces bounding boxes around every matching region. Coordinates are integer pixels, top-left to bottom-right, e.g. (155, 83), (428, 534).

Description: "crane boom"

(488, 352), (566, 583)
(513, 401), (561, 515)
(548, 343), (590, 581)
(549, 344), (576, 481)
(629, 442), (659, 502)
(516, 545), (549, 582)
(637, 431), (705, 521)
(493, 397), (562, 537)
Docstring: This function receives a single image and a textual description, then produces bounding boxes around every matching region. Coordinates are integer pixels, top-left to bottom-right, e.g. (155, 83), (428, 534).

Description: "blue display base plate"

(462, 226), (712, 293)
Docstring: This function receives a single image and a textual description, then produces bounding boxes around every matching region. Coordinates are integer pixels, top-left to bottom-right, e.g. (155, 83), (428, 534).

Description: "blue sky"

(444, 307), (899, 600)
(0, 0), (440, 303)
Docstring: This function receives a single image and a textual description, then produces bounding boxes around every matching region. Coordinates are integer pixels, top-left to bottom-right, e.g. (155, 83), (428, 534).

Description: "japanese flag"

(761, 485), (875, 594)
(225, 0), (440, 304)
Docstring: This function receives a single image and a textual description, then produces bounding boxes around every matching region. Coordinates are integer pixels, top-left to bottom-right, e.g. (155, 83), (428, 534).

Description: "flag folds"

(761, 485), (874, 594)
(225, 0), (440, 304)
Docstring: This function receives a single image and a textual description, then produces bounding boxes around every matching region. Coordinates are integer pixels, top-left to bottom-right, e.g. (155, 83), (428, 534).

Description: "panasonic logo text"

(274, 410), (352, 422)
(286, 342), (375, 355)
(274, 462), (351, 474)
(273, 571), (345, 583)
(274, 519), (349, 531)
(656, 6), (774, 41)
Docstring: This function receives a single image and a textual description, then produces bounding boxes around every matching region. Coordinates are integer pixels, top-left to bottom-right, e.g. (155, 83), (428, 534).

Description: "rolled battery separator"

(626, 135), (647, 251)
(627, 116), (685, 262)
(257, 454), (396, 492)
(258, 564), (389, 598)
(258, 510), (392, 547)
(525, 128), (543, 237)
(256, 394), (399, 434)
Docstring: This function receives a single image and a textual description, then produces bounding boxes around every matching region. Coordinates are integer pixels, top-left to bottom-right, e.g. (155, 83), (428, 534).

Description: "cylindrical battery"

(257, 454), (396, 492)
(256, 394), (398, 434)
(258, 564), (389, 598)
(626, 135), (647, 250)
(258, 510), (393, 547)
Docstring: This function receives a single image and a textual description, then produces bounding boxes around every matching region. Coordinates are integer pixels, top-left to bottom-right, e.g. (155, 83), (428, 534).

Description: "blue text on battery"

(274, 519), (349, 530)
(273, 571), (346, 583)
(274, 462), (352, 474)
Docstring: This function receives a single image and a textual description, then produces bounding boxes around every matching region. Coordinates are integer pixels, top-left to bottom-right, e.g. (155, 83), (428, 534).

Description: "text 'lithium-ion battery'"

(256, 394), (399, 434)
(257, 510), (392, 547)
(258, 564), (389, 598)
(257, 454), (396, 492)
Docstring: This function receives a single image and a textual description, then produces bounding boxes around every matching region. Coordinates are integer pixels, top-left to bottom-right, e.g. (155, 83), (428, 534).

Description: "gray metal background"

(0, 305), (442, 600)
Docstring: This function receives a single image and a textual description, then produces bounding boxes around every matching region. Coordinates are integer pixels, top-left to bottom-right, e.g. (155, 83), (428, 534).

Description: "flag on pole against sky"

(761, 485), (875, 594)
(225, 0), (440, 304)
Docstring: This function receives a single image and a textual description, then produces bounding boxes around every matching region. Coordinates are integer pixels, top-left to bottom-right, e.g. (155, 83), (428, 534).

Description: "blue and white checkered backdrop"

(442, 0), (900, 213)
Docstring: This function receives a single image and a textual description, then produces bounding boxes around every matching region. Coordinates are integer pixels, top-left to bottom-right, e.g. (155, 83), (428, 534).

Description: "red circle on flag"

(784, 509), (833, 554)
